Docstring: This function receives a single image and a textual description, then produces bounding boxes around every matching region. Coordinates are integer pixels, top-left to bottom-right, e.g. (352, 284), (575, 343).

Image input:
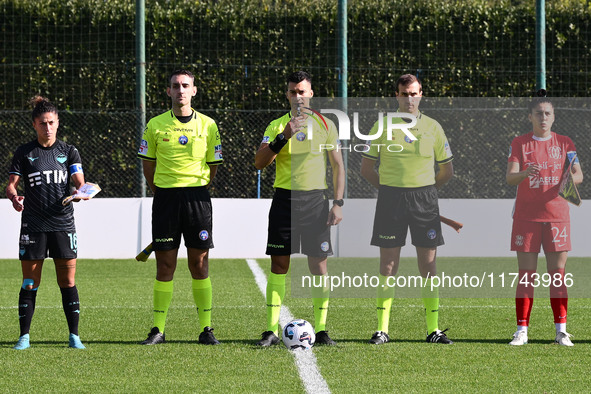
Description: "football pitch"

(1, 257), (590, 393)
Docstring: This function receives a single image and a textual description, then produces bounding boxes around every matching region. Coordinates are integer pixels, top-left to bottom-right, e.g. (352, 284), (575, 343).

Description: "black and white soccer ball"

(282, 319), (315, 350)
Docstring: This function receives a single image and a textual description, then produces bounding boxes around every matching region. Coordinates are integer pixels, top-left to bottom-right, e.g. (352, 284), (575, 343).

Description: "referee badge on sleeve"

(139, 139), (148, 155)
(214, 144), (223, 161)
(444, 141), (453, 156)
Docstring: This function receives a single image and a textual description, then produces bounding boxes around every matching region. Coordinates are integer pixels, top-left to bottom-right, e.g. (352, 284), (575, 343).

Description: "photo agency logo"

(303, 105), (418, 152)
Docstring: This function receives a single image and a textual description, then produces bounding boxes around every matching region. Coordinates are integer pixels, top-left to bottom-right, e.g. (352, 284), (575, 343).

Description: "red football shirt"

(508, 131), (576, 222)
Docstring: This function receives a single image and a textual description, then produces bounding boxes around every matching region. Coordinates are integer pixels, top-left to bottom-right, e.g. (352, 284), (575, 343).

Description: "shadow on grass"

(301, 338), (591, 345)
(3, 338), (591, 348)
(0, 340), (84, 348)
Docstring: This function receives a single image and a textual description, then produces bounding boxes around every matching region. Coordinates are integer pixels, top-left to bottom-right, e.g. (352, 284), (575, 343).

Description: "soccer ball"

(282, 319), (315, 350)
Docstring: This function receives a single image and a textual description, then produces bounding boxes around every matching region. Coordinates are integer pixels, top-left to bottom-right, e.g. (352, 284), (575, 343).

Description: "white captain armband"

(69, 163), (83, 175)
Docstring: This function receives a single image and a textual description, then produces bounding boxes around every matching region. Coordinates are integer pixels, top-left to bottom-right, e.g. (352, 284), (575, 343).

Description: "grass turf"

(1, 258), (590, 392)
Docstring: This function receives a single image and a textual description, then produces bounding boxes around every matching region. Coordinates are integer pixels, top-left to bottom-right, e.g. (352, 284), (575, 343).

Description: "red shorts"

(511, 220), (571, 253)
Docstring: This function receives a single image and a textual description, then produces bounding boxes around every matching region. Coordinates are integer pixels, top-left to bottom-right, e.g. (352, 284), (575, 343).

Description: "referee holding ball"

(254, 71), (345, 346)
(137, 69), (223, 345)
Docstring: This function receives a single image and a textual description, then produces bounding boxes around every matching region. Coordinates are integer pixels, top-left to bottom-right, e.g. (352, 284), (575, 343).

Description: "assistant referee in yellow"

(361, 74), (454, 345)
(254, 71), (345, 346)
(137, 69), (223, 345)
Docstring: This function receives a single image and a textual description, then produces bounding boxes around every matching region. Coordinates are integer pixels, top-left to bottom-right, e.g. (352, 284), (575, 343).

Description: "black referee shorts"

(266, 188), (332, 257)
(371, 185), (444, 248)
(152, 186), (214, 251)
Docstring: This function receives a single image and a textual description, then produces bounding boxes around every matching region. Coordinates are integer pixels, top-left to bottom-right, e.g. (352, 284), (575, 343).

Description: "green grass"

(1, 258), (590, 393)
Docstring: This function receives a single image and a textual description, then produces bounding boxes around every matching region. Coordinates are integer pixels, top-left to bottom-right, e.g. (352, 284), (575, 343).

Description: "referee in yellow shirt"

(137, 69), (223, 345)
(361, 74), (454, 345)
(254, 71), (345, 346)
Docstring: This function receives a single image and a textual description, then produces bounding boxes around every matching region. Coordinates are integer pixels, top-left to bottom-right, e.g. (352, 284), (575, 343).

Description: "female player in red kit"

(506, 93), (583, 346)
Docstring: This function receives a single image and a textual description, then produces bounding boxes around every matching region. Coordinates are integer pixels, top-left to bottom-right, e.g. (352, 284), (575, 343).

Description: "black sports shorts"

(152, 186), (214, 251)
(371, 185), (444, 248)
(19, 231), (78, 260)
(266, 188), (332, 257)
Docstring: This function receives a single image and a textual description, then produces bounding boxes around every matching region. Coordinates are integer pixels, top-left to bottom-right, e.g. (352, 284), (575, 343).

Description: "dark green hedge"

(2, 0), (591, 111)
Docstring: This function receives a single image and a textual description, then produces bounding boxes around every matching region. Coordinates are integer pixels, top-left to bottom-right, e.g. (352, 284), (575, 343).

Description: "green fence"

(1, 0), (590, 198)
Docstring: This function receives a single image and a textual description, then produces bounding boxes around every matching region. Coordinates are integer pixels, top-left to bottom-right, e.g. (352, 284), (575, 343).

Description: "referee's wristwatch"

(332, 199), (344, 207)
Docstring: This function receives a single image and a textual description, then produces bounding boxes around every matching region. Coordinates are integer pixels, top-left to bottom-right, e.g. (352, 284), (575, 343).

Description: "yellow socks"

(153, 279), (174, 333)
(192, 277), (213, 332)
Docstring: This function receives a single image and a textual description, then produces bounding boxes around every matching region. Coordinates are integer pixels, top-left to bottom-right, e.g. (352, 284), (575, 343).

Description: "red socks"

(549, 268), (568, 324)
(515, 269), (569, 327)
(515, 270), (536, 327)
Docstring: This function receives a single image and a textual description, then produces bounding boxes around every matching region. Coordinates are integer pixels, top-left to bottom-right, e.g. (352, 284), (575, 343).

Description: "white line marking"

(246, 259), (331, 394)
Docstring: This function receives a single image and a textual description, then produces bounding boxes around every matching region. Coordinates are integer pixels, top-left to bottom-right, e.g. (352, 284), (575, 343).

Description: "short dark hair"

(286, 71), (312, 85)
(169, 69), (195, 85)
(395, 74), (422, 93)
(528, 89), (553, 113)
(30, 96), (58, 121)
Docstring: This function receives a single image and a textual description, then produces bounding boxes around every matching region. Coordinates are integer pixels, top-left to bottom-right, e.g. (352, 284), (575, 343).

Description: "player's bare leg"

(516, 251), (538, 271)
(307, 256), (327, 275)
(271, 255), (290, 274)
(379, 247), (401, 277)
(20, 260), (44, 289)
(55, 258), (76, 287)
(416, 246), (437, 278)
(155, 249), (179, 281)
(546, 251), (567, 271)
(188, 247), (209, 279)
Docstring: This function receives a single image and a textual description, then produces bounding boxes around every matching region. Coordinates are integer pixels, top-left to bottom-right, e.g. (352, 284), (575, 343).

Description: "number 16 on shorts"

(68, 233), (78, 253)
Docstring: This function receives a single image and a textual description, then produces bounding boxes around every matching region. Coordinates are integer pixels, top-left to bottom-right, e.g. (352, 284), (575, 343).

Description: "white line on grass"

(246, 259), (331, 394)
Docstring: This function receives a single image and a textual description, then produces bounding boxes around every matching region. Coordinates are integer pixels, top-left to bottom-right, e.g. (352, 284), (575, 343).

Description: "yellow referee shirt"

(262, 112), (339, 191)
(362, 111), (453, 188)
(137, 110), (223, 188)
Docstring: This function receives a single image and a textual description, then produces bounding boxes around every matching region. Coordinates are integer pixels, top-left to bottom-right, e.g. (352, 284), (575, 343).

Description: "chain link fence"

(2, 1), (590, 199)
(3, 99), (588, 199)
